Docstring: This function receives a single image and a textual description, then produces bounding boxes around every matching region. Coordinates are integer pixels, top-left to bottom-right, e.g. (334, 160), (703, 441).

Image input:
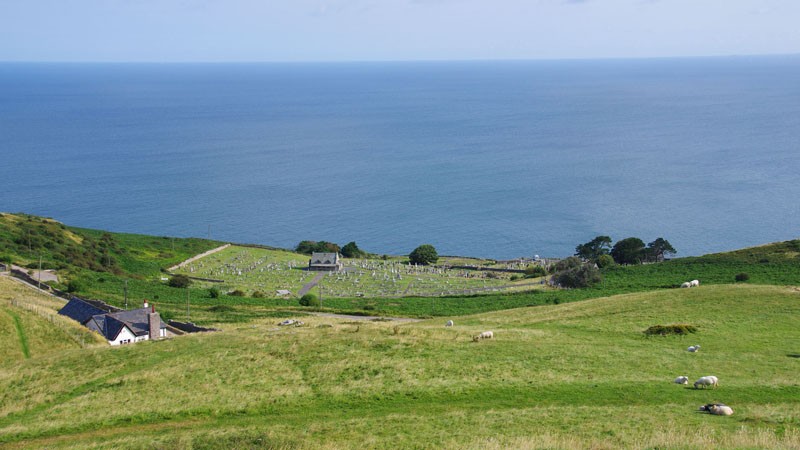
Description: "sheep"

(472, 331), (494, 342)
(690, 279), (700, 287)
(674, 376), (689, 385)
(698, 402), (726, 412)
(687, 345), (700, 352)
(680, 282), (692, 288)
(694, 376), (718, 389)
(699, 403), (733, 415)
(708, 404), (733, 416)
(445, 320), (454, 327)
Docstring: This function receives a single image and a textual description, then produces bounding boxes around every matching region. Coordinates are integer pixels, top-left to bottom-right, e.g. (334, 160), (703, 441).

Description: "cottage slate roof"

(59, 297), (109, 325)
(64, 299), (166, 341)
(310, 252), (340, 265)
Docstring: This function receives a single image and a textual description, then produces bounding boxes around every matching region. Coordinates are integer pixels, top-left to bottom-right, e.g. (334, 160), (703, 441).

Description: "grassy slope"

(0, 281), (798, 449)
(0, 277), (105, 364)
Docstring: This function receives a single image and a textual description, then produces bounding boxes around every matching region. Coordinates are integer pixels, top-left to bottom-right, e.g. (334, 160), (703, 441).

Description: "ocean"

(1, 56), (799, 259)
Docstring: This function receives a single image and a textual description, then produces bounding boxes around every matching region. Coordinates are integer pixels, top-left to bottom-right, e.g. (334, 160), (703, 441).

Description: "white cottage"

(60, 298), (166, 345)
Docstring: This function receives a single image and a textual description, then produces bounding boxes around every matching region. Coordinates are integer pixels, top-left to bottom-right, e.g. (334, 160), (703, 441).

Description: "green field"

(172, 245), (527, 298)
(1, 275), (798, 449)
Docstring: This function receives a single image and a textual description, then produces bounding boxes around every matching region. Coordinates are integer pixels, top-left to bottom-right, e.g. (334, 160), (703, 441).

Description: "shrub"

(524, 265), (547, 278)
(299, 293), (320, 307)
(228, 289), (245, 297)
(552, 257), (602, 288)
(363, 305), (376, 311)
(735, 272), (750, 282)
(66, 280), (82, 293)
(208, 305), (235, 313)
(252, 290), (265, 298)
(168, 274), (192, 288)
(644, 324), (698, 336)
(208, 287), (221, 298)
(510, 275), (520, 281)
(596, 254), (615, 269)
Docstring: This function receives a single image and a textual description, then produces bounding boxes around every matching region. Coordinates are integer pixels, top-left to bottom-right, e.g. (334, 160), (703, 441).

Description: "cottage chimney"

(143, 300), (149, 309)
(148, 308), (161, 341)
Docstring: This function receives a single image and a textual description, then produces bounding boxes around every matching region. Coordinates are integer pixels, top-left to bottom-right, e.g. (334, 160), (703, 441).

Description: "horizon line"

(1, 52), (799, 65)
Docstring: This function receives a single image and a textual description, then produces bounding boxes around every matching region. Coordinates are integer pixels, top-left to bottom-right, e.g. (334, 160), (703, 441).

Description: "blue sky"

(1, 0), (799, 62)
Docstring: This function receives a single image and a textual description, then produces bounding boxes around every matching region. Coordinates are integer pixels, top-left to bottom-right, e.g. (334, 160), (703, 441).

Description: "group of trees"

(295, 240), (367, 258)
(575, 235), (676, 265)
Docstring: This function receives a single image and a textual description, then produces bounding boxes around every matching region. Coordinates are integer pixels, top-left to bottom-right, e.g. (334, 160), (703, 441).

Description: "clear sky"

(1, 0), (799, 62)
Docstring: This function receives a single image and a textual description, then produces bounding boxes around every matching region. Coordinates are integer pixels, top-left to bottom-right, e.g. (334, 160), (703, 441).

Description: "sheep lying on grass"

(445, 320), (454, 327)
(694, 376), (718, 389)
(674, 376), (689, 385)
(681, 282), (692, 288)
(472, 331), (494, 342)
(687, 345), (700, 352)
(690, 279), (700, 287)
(699, 403), (733, 416)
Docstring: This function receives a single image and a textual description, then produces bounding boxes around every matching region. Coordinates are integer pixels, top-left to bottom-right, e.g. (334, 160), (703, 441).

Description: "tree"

(295, 240), (341, 255)
(168, 274), (192, 288)
(610, 237), (646, 265)
(409, 244), (438, 265)
(646, 238), (676, 262)
(208, 286), (221, 298)
(341, 241), (364, 258)
(551, 256), (602, 288)
(575, 235), (612, 262)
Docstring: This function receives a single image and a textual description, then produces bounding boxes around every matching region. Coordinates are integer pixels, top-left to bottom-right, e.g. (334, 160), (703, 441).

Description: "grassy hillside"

(1, 280), (798, 448)
(2, 213), (799, 324)
(0, 213), (221, 278)
(0, 277), (105, 364)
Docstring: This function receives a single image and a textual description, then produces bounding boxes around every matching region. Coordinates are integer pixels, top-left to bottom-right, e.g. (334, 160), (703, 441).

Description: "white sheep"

(445, 320), (454, 327)
(687, 345), (700, 352)
(674, 376), (689, 385)
(680, 282), (691, 288)
(690, 279), (700, 287)
(694, 376), (718, 389)
(708, 404), (733, 416)
(473, 331), (494, 342)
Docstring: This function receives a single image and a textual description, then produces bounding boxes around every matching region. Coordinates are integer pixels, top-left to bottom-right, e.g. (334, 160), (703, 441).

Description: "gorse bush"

(168, 274), (192, 288)
(299, 293), (320, 307)
(735, 272), (750, 282)
(643, 324), (698, 336)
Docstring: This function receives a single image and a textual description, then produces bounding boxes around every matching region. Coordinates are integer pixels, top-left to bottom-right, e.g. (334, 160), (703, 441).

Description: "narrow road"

(297, 272), (327, 297)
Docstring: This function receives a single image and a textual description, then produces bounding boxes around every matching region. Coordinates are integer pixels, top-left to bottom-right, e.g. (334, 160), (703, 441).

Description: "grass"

(8, 311), (30, 359)
(172, 245), (522, 298)
(1, 279), (798, 448)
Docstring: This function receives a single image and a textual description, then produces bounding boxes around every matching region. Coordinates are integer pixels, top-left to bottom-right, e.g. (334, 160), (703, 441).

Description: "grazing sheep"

(473, 331), (494, 342)
(674, 376), (689, 385)
(680, 282), (692, 288)
(445, 320), (454, 327)
(708, 404), (733, 416)
(694, 376), (718, 389)
(700, 403), (733, 415)
(690, 279), (700, 287)
(687, 345), (700, 352)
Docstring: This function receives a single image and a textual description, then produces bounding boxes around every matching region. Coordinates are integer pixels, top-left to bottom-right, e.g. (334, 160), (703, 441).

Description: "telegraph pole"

(37, 255), (42, 290)
(124, 279), (128, 309)
(186, 287), (190, 322)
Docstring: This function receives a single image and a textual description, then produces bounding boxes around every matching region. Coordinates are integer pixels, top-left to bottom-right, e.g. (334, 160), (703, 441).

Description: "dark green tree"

(575, 235), (612, 262)
(409, 244), (438, 265)
(341, 241), (364, 258)
(646, 238), (676, 262)
(168, 274), (192, 288)
(610, 237), (646, 265)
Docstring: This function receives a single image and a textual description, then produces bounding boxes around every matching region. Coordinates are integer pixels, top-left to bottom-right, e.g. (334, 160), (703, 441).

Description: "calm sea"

(1, 57), (799, 259)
